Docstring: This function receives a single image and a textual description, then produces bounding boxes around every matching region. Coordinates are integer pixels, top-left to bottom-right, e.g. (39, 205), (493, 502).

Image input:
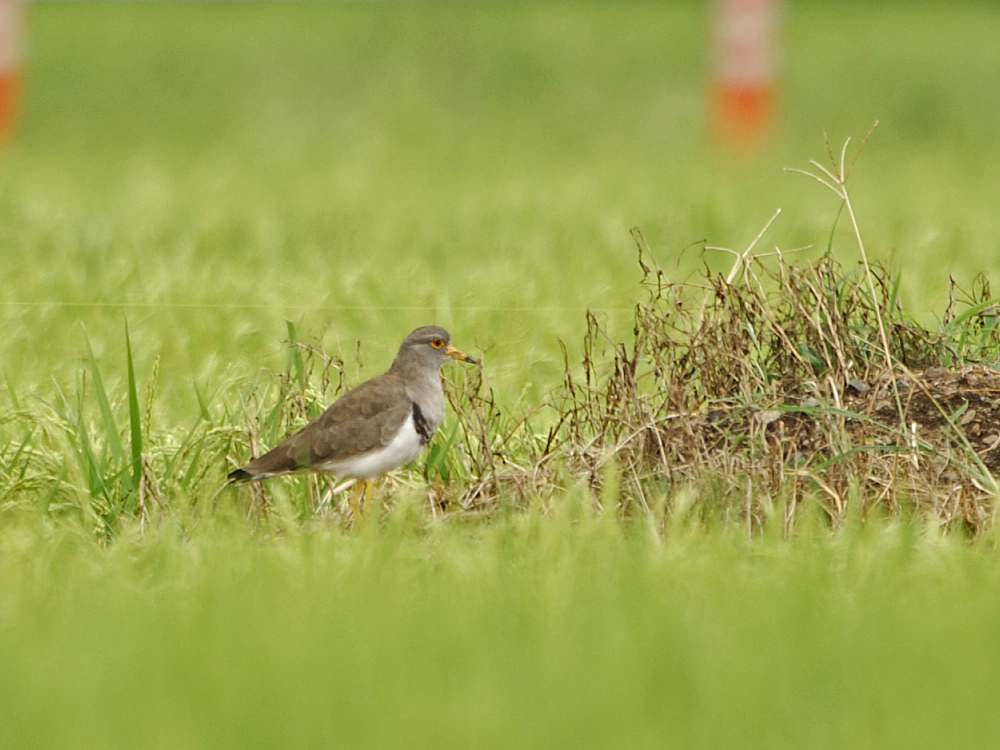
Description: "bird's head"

(397, 326), (479, 370)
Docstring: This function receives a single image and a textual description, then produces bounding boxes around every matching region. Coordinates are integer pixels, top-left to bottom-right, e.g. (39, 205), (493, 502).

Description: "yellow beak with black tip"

(446, 343), (479, 366)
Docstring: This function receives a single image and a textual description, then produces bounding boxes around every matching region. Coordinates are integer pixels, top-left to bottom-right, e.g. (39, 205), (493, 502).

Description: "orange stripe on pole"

(0, 0), (21, 143)
(0, 71), (20, 139)
(711, 0), (781, 149)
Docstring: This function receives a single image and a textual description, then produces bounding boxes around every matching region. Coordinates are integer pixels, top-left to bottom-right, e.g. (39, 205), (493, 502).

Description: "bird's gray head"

(394, 326), (479, 371)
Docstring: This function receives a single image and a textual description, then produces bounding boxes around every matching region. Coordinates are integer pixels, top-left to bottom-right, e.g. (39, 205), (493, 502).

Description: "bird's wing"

(240, 373), (411, 478)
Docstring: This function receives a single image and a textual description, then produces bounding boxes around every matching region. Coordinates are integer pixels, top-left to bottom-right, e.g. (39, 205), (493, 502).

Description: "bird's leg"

(359, 480), (375, 523)
(347, 481), (364, 521)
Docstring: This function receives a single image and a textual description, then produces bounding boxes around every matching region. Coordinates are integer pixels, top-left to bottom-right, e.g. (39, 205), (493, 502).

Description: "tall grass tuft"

(554, 138), (1000, 533)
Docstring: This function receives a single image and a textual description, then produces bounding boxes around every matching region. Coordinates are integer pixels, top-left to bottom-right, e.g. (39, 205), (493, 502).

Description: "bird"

(228, 325), (478, 516)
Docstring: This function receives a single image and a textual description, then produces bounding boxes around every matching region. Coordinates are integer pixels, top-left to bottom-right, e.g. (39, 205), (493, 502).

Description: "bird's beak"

(446, 344), (479, 366)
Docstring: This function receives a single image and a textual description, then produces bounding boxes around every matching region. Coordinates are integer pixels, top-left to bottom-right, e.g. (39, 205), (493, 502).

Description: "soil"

(671, 365), (1000, 474)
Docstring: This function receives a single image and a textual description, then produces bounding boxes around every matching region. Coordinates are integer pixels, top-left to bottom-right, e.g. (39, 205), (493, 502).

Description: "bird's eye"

(430, 339), (445, 349)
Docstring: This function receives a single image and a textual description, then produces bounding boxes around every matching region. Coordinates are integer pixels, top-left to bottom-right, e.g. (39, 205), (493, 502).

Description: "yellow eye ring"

(430, 339), (445, 349)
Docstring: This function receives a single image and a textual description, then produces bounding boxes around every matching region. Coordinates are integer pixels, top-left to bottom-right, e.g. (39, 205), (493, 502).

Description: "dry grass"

(555, 238), (1000, 534)
(434, 135), (1000, 535)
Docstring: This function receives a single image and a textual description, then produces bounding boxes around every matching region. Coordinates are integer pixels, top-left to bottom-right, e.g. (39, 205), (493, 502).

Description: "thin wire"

(0, 301), (634, 312)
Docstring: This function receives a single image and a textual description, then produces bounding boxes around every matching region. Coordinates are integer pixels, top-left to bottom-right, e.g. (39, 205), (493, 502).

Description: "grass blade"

(4, 368), (20, 409)
(287, 319), (306, 393)
(124, 320), (143, 509)
(424, 417), (462, 483)
(83, 325), (126, 473)
(192, 373), (212, 424)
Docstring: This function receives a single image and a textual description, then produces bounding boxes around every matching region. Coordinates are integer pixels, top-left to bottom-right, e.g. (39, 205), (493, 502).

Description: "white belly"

(318, 413), (426, 479)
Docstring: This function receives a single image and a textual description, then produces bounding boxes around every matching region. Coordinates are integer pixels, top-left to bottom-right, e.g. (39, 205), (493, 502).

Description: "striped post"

(711, 0), (781, 149)
(0, 0), (21, 142)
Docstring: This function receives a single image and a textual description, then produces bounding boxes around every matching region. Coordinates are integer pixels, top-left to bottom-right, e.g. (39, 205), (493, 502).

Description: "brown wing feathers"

(228, 373), (412, 483)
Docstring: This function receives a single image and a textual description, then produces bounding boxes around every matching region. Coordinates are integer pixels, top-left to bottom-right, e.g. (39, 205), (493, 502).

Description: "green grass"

(4, 507), (1000, 749)
(4, 1), (999, 405)
(2, 2), (1000, 747)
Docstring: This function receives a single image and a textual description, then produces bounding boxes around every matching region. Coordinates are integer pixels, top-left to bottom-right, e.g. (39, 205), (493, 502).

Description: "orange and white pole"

(0, 0), (21, 142)
(711, 0), (781, 149)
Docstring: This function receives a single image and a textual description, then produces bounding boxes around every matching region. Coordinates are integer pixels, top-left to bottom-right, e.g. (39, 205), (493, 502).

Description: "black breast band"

(411, 401), (433, 444)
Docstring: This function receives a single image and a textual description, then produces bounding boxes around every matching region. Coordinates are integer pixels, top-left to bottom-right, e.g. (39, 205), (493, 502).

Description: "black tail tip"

(227, 467), (254, 484)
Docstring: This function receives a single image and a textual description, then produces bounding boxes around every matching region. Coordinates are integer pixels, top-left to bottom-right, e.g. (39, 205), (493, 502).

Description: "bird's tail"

(227, 467), (255, 484)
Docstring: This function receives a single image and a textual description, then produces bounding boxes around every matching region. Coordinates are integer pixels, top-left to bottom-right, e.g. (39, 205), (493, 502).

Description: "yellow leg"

(354, 480), (376, 529)
(347, 480), (376, 528)
(361, 480), (374, 518)
(346, 481), (364, 521)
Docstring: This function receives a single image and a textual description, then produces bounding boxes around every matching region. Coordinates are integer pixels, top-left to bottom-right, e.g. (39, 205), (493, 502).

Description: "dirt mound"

(683, 365), (1000, 474)
(546, 237), (1000, 532)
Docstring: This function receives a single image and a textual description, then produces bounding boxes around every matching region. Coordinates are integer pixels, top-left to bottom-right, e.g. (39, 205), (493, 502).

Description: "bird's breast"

(316, 412), (426, 479)
(406, 376), (445, 433)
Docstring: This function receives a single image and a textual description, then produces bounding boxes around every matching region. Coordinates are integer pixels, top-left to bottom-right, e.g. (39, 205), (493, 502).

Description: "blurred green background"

(2, 4), (1000, 748)
(3, 0), (999, 410)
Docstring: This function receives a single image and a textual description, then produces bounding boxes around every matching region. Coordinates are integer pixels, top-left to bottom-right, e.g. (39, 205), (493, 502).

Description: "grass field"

(5, 508), (1000, 749)
(2, 2), (1000, 747)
